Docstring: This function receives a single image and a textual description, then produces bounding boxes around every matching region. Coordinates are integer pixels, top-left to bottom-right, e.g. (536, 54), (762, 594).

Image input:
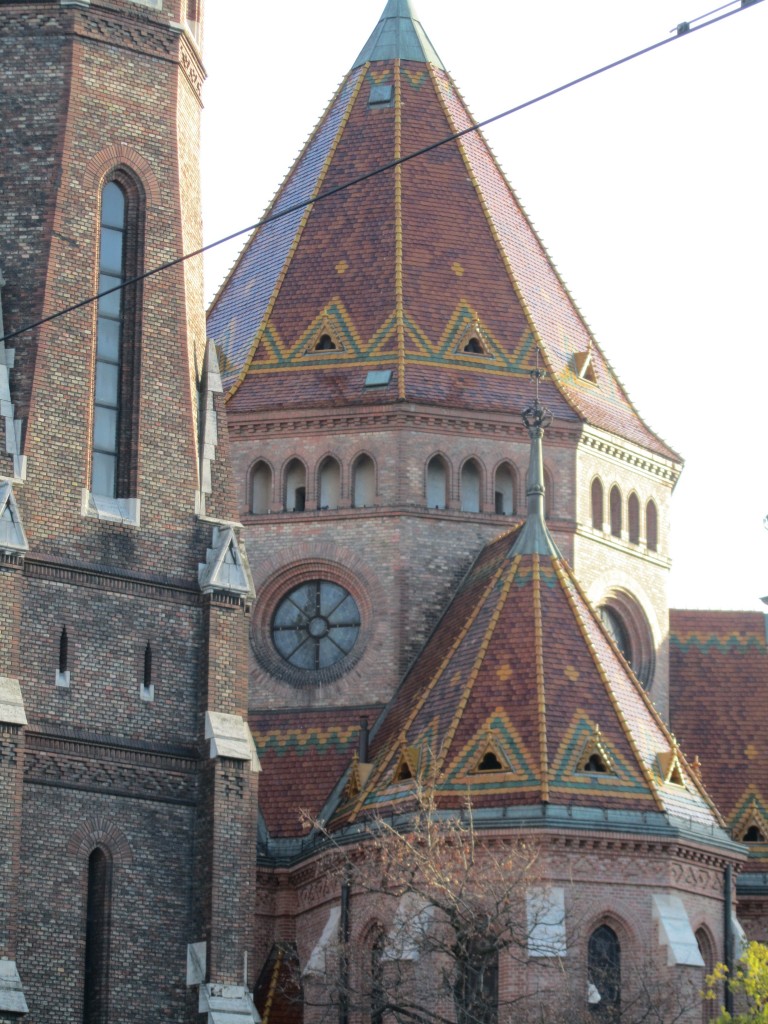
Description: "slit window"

(609, 486), (622, 538)
(628, 493), (640, 544)
(591, 478), (604, 530)
(646, 500), (658, 552)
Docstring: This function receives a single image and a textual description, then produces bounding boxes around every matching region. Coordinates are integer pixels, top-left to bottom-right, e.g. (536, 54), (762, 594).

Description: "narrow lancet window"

(352, 455), (375, 508)
(460, 459), (481, 513)
(83, 848), (111, 1024)
(92, 182), (127, 498)
(426, 455), (448, 509)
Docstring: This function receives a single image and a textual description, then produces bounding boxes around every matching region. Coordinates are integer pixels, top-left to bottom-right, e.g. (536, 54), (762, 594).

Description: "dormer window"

(454, 317), (490, 358)
(582, 753), (608, 773)
(315, 334), (337, 351)
(476, 750), (503, 773)
(744, 825), (766, 843)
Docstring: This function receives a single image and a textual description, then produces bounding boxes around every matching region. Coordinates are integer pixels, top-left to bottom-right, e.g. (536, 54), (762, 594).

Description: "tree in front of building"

(300, 783), (703, 1024)
(706, 942), (768, 1022)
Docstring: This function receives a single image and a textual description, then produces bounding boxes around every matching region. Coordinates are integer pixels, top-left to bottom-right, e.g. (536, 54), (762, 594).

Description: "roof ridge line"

(532, 555), (550, 803)
(350, 552), (512, 819)
(433, 554), (523, 779)
(224, 67), (367, 403)
(551, 558), (666, 813)
(394, 61), (406, 399)
(427, 63), (586, 429)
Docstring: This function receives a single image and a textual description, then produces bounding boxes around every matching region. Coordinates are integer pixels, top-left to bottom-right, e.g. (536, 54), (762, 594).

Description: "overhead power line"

(0, 0), (763, 347)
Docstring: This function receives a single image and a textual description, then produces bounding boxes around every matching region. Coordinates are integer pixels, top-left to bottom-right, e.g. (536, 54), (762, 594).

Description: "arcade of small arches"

(246, 454), (544, 518)
(590, 477), (660, 553)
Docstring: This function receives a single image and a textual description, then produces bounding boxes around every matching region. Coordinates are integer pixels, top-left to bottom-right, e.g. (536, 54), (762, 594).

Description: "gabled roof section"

(250, 705), (385, 838)
(209, 8), (678, 462)
(338, 542), (724, 837)
(353, 0), (444, 70)
(671, 609), (768, 865)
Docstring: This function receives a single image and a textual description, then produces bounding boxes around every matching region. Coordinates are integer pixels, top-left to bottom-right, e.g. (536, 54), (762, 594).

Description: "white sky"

(199, 0), (767, 612)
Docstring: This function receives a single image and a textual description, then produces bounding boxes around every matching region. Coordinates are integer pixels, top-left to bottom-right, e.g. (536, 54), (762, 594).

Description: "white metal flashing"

(652, 894), (704, 967)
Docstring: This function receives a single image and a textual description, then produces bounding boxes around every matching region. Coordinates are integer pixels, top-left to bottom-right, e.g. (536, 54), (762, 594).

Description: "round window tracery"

(600, 606), (632, 664)
(272, 580), (361, 670)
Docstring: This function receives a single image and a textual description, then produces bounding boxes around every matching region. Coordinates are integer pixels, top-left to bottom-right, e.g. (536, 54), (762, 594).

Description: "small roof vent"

(364, 369), (393, 389)
(369, 83), (394, 107)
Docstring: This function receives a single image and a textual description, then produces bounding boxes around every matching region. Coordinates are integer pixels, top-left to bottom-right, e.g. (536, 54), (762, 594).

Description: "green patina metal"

(353, 0), (445, 70)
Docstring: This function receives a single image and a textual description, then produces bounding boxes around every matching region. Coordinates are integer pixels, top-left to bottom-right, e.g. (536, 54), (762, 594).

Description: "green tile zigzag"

(549, 717), (648, 796)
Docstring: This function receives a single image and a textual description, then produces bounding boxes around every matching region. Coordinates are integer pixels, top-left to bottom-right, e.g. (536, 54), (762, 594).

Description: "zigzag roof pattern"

(670, 609), (768, 866)
(207, 3), (677, 461)
(336, 521), (723, 836)
(250, 705), (385, 838)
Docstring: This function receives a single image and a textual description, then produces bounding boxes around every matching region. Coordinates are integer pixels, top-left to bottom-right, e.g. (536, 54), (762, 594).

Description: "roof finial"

(512, 354), (561, 558)
(353, 0), (445, 70)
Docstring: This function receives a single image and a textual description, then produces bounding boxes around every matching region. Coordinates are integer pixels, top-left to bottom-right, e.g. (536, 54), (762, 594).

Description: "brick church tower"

(209, 0), (681, 730)
(0, 2), (258, 1021)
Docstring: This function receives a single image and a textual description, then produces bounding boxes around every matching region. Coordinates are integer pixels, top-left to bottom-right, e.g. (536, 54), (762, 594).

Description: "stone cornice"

(226, 403), (581, 446)
(579, 426), (682, 484)
(23, 554), (200, 605)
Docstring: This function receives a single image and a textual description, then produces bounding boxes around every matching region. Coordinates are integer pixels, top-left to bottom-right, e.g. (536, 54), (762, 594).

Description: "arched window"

(251, 461), (272, 514)
(460, 459), (481, 513)
(609, 486), (622, 538)
(591, 478), (604, 531)
(369, 929), (385, 1024)
(544, 468), (554, 518)
(599, 606), (632, 665)
(185, 0), (201, 42)
(695, 928), (716, 1022)
(455, 942), (498, 1024)
(92, 176), (142, 499)
(426, 455), (448, 510)
(646, 499), (658, 552)
(318, 456), (341, 510)
(352, 454), (376, 508)
(284, 459), (307, 512)
(83, 847), (112, 1024)
(628, 493), (640, 544)
(494, 463), (515, 516)
(588, 925), (620, 1017)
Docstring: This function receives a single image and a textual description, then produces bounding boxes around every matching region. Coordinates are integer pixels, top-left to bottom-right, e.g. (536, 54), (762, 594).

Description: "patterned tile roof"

(254, 944), (302, 1024)
(250, 705), (384, 837)
(208, 17), (677, 461)
(670, 609), (768, 866)
(335, 532), (722, 835)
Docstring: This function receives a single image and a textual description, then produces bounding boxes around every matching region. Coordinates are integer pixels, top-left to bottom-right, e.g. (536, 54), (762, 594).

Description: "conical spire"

(512, 378), (561, 558)
(209, 3), (678, 463)
(353, 0), (444, 70)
